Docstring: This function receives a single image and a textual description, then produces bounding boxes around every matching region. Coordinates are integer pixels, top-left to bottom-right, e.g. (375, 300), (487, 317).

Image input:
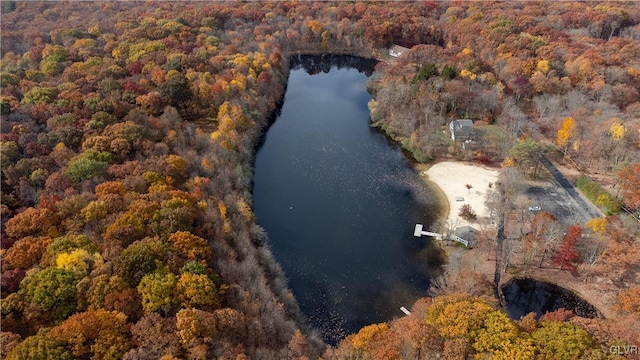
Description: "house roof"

(389, 44), (410, 53)
(455, 226), (478, 240)
(451, 119), (473, 128)
(450, 120), (474, 141)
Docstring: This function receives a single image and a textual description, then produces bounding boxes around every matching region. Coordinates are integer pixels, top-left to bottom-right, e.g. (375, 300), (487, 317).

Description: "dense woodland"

(1, 1), (639, 359)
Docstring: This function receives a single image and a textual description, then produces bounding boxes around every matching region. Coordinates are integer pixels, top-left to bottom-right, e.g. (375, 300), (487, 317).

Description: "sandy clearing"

(423, 161), (500, 228)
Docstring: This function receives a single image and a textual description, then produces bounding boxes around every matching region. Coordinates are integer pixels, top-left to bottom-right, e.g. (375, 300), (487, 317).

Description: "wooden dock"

(413, 224), (443, 239)
(414, 224), (469, 247)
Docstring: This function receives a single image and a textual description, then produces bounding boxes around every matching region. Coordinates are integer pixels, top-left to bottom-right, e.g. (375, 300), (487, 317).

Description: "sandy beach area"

(421, 161), (500, 228)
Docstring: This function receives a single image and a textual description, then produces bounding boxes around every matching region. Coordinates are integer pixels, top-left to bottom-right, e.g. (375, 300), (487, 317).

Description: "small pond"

(502, 278), (600, 320)
(253, 54), (444, 344)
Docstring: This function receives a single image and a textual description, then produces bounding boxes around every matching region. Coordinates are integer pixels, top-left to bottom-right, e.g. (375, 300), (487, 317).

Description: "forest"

(1, 1), (639, 359)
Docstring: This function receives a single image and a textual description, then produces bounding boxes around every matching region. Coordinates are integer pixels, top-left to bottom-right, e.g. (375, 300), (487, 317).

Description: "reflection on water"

(253, 55), (444, 345)
(502, 278), (600, 320)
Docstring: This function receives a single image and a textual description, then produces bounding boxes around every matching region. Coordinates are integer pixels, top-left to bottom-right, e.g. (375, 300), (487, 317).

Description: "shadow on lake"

(502, 278), (600, 320)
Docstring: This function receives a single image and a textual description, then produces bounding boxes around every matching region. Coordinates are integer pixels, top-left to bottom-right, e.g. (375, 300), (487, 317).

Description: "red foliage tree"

(552, 225), (581, 271)
(540, 308), (575, 322)
(1, 269), (26, 294)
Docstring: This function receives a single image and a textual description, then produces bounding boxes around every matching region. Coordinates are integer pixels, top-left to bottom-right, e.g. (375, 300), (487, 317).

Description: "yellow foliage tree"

(585, 218), (607, 234)
(609, 120), (626, 141)
(307, 20), (324, 34)
(531, 321), (593, 359)
(351, 323), (388, 350)
(501, 156), (516, 168)
(218, 200), (227, 219)
(232, 53), (250, 68)
(536, 59), (550, 74)
(236, 199), (253, 222)
(628, 66), (640, 78)
(460, 69), (477, 80)
(491, 337), (537, 360)
(167, 231), (211, 261)
(175, 272), (223, 311)
(557, 117), (576, 160)
(56, 248), (104, 275)
(556, 117), (575, 148)
(80, 200), (108, 223)
(472, 310), (520, 355)
(426, 295), (495, 339)
(166, 155), (189, 178)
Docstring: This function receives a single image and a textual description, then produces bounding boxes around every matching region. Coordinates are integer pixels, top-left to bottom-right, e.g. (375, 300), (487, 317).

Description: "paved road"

(538, 156), (603, 223)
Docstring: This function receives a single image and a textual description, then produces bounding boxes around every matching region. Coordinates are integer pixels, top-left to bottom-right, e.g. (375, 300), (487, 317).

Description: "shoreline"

(419, 161), (500, 229)
(414, 162), (450, 222)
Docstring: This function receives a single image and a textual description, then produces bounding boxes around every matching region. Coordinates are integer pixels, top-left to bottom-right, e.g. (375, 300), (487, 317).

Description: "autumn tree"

(175, 272), (223, 311)
(4, 208), (58, 239)
(127, 313), (182, 359)
(175, 308), (217, 358)
(1, 269), (26, 295)
(4, 236), (53, 270)
(159, 70), (192, 115)
(552, 225), (581, 271)
(167, 230), (211, 262)
(137, 269), (178, 316)
(23, 267), (81, 322)
(287, 330), (314, 360)
(64, 150), (112, 182)
(40, 234), (98, 267)
(48, 309), (132, 360)
(531, 321), (593, 359)
(617, 162), (640, 210)
(149, 197), (196, 238)
(85, 275), (128, 310)
(348, 323), (399, 359)
(458, 204), (477, 221)
(113, 238), (169, 287)
(55, 248), (103, 276)
(613, 286), (640, 317)
(4, 335), (73, 360)
(582, 218), (609, 265)
(523, 211), (560, 268)
(556, 117), (576, 161)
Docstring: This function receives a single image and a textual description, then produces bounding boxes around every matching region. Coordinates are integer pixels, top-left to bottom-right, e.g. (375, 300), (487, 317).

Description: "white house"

(389, 44), (410, 58)
(449, 119), (474, 142)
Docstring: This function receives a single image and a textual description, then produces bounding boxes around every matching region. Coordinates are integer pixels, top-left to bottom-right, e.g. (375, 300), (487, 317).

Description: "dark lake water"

(253, 55), (444, 344)
(502, 278), (599, 320)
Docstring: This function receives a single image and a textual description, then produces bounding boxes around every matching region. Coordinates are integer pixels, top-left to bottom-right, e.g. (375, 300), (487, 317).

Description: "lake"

(253, 55), (444, 344)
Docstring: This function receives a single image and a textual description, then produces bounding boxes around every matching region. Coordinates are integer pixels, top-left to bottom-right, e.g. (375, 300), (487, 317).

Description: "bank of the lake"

(414, 163), (450, 223)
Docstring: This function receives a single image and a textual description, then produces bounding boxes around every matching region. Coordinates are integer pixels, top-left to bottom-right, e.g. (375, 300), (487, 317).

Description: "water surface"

(502, 278), (600, 320)
(253, 55), (444, 344)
